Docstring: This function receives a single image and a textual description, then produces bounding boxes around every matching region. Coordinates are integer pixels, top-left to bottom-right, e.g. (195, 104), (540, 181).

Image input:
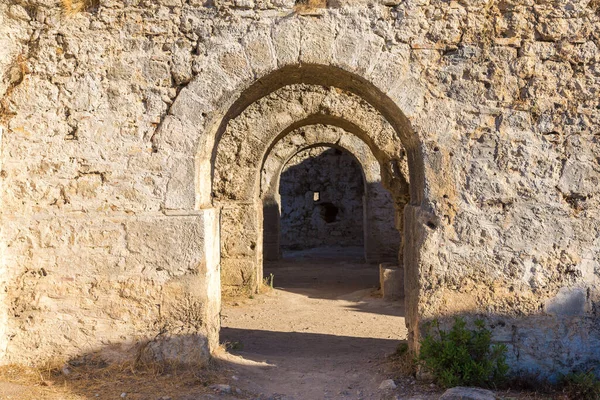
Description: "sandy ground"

(218, 250), (427, 400)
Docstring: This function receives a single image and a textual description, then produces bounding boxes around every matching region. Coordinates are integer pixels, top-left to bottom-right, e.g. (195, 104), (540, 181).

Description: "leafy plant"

(418, 317), (509, 388)
(561, 371), (600, 400)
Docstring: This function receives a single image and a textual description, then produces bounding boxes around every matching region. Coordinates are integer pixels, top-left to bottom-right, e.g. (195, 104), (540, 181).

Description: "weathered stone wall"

(0, 0), (598, 379)
(280, 146), (365, 250)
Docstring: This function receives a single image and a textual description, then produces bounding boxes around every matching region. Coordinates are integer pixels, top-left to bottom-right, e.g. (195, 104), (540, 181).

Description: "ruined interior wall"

(0, 0), (598, 378)
(279, 146), (365, 250)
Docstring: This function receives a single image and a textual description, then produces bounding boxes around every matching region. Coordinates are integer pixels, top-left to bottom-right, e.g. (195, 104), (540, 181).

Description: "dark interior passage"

(279, 146), (365, 253)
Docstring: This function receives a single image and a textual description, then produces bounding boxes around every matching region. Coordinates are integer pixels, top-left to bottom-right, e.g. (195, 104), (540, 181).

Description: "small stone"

(439, 387), (497, 400)
(378, 379), (397, 390)
(209, 384), (232, 394)
(121, 393), (127, 398)
(8, 5), (30, 21)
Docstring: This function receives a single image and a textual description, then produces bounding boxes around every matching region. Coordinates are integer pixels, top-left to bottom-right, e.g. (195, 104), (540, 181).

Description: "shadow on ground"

(221, 327), (404, 361)
(264, 255), (405, 318)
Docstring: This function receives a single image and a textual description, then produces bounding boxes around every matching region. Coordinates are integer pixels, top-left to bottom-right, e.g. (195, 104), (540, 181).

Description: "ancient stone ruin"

(0, 0), (599, 381)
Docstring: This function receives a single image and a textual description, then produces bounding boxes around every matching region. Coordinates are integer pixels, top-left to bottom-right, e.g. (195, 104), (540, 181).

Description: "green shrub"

(418, 317), (509, 388)
(561, 372), (600, 400)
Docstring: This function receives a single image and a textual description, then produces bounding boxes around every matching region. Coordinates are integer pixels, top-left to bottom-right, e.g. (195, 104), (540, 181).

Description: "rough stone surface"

(0, 0), (597, 379)
(280, 146), (365, 250)
(378, 378), (397, 390)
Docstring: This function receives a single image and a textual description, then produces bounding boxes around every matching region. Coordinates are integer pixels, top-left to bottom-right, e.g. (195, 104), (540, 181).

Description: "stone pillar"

(403, 204), (426, 353)
(219, 202), (262, 292)
(395, 205), (405, 267)
(126, 210), (221, 365)
(0, 126), (6, 361)
(263, 195), (281, 261)
(365, 182), (401, 263)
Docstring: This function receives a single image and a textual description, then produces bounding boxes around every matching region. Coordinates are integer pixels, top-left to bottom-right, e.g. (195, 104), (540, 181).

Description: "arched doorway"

(198, 67), (426, 350)
(261, 124), (403, 264)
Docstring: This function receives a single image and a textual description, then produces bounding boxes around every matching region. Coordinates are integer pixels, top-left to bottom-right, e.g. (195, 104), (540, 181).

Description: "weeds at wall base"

(417, 317), (509, 389)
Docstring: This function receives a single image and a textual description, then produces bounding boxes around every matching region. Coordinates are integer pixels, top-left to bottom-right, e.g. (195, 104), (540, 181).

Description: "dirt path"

(219, 255), (413, 399)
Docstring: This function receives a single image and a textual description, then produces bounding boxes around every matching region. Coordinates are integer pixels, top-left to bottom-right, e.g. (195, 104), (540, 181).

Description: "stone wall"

(0, 0), (598, 379)
(280, 146), (365, 250)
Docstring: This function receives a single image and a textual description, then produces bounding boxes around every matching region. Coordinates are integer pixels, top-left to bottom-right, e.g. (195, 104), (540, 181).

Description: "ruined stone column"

(263, 194), (281, 261)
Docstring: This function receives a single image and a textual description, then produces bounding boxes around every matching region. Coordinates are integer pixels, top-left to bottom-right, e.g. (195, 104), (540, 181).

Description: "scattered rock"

(378, 379), (397, 390)
(120, 393), (127, 398)
(439, 387), (497, 400)
(209, 384), (232, 394)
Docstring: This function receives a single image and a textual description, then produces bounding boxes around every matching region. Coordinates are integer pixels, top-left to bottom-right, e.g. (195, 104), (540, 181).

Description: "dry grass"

(388, 342), (417, 378)
(60, 0), (99, 15)
(294, 0), (327, 13)
(0, 354), (230, 400)
(222, 279), (276, 306)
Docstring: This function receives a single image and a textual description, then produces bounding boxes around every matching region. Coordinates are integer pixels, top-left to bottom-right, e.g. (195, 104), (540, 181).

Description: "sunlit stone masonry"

(0, 0), (599, 380)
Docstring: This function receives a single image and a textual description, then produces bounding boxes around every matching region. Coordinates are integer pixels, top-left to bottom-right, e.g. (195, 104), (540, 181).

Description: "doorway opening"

(279, 146), (365, 259)
(202, 67), (427, 384)
(203, 65), (425, 397)
(222, 139), (408, 398)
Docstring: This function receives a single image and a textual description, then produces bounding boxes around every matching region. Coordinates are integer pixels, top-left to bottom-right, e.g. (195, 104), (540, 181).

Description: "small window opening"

(319, 202), (338, 223)
(313, 192), (320, 201)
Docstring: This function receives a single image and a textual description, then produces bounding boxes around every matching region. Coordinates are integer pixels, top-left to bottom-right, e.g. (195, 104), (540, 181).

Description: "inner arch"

(261, 124), (404, 263)
(202, 65), (424, 208)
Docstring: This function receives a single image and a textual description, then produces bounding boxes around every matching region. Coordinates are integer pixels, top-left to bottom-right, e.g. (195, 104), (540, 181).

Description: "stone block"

(164, 155), (195, 210)
(271, 17), (301, 66)
(545, 287), (587, 316)
(242, 28), (277, 77)
(221, 258), (257, 287)
(125, 214), (206, 276)
(380, 263), (404, 300)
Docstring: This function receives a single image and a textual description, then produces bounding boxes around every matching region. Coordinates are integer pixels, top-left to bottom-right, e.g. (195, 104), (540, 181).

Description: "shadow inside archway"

(264, 256), (405, 318)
